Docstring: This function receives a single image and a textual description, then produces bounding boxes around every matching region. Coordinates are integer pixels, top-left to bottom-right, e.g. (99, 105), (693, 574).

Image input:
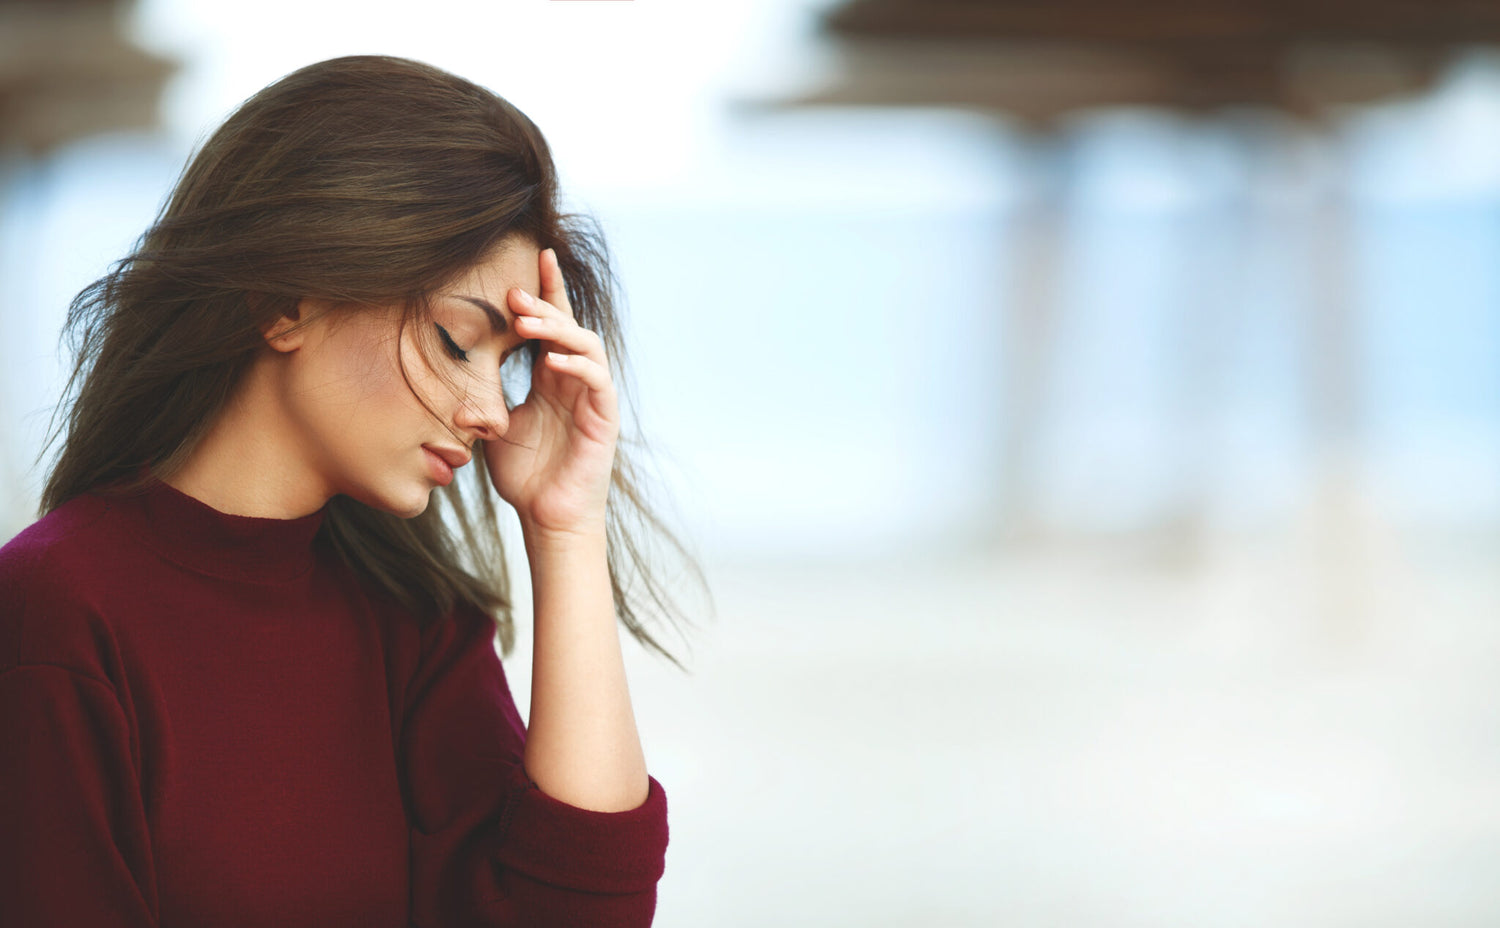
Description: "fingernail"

(514, 288), (532, 305)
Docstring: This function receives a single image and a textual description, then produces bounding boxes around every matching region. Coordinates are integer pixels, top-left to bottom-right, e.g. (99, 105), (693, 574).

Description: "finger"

(512, 314), (605, 364)
(507, 252), (573, 322)
(543, 350), (614, 395)
(507, 286), (580, 336)
(538, 247), (575, 321)
(508, 285), (558, 320)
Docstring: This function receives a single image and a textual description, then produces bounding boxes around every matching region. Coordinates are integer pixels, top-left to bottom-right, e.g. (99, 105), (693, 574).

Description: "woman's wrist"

(519, 515), (608, 556)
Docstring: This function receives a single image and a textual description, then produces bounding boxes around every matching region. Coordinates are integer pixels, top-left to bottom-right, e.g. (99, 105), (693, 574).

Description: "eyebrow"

(456, 296), (511, 335)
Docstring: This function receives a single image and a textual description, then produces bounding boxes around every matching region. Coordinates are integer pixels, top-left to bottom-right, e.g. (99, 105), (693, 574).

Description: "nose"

(453, 376), (508, 443)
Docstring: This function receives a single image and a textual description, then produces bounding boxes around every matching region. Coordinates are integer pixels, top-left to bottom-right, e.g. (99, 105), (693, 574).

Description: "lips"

(422, 444), (471, 488)
(422, 445), (471, 470)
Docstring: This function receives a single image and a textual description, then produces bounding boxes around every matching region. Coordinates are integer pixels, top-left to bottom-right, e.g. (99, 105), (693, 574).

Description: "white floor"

(505, 530), (1500, 927)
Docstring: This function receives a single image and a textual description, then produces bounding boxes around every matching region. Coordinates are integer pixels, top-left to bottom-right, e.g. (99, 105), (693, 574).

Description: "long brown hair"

(35, 55), (706, 668)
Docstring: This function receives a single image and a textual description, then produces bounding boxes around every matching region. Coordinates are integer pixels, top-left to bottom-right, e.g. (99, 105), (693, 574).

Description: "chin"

(348, 477), (433, 520)
(397, 483), (437, 519)
(393, 496), (432, 520)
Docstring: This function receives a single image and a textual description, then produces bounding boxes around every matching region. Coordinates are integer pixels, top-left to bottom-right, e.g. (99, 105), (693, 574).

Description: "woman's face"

(272, 236), (541, 518)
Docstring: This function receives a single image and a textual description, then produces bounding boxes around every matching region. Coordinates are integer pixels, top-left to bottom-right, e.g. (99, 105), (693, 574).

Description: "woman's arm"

(479, 245), (651, 812)
(519, 523), (649, 813)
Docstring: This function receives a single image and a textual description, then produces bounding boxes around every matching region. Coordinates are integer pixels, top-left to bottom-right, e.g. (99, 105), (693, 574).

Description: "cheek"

(388, 326), (464, 416)
(334, 328), (406, 405)
(394, 330), (434, 387)
(301, 323), (436, 433)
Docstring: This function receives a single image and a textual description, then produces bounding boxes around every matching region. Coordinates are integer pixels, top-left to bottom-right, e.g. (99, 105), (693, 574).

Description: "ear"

(260, 297), (328, 353)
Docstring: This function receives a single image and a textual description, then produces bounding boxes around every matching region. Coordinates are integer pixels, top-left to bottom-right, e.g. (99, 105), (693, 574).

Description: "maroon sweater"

(0, 470), (668, 927)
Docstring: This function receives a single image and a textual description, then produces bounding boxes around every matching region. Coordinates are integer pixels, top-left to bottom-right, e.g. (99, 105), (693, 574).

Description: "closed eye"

(437, 324), (534, 366)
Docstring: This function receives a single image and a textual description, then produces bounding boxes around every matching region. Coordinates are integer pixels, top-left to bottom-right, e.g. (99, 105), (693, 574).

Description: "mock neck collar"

(110, 465), (330, 584)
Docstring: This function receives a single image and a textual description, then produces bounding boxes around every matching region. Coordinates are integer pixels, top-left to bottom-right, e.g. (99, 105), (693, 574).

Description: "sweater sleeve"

(400, 603), (669, 928)
(0, 538), (159, 926)
(0, 664), (159, 926)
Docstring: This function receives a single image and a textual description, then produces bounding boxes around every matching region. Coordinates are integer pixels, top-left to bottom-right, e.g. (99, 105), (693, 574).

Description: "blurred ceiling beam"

(0, 0), (177, 156)
(778, 38), (1442, 123)
(791, 0), (1495, 121)
(821, 0), (1500, 44)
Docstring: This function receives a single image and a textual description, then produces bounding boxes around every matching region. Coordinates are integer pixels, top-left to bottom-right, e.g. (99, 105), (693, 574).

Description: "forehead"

(445, 238), (541, 301)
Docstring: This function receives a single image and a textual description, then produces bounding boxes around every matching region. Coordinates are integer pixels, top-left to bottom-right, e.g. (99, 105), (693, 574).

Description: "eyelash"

(436, 325), (469, 362)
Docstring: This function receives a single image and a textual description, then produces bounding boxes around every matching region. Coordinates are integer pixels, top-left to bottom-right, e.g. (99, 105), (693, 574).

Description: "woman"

(0, 55), (703, 927)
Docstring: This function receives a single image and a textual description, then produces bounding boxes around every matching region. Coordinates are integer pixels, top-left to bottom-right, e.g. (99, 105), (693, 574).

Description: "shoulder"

(0, 492), (115, 610)
(0, 492), (126, 681)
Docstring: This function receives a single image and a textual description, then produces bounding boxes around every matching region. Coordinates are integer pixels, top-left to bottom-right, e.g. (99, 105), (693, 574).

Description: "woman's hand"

(481, 247), (618, 539)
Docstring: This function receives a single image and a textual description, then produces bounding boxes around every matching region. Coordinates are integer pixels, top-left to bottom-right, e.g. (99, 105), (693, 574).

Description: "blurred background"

(3, 0), (1499, 925)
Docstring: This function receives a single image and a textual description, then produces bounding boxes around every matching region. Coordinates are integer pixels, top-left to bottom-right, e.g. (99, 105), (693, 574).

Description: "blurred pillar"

(1300, 125), (1377, 651)
(996, 131), (1068, 545)
(1160, 119), (1235, 564)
